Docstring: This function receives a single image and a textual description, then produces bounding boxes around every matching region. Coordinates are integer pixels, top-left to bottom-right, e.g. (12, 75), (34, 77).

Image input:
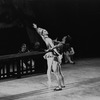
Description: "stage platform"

(0, 58), (100, 100)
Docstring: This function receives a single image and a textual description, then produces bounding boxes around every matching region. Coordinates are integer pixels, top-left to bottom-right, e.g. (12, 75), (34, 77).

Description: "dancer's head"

(39, 29), (49, 38)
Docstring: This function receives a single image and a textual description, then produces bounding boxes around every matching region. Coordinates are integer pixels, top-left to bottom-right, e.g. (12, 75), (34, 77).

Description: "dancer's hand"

(44, 49), (49, 52)
(33, 23), (37, 29)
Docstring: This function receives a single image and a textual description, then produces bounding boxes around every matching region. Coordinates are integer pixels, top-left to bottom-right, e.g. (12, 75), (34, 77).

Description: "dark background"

(0, 0), (100, 58)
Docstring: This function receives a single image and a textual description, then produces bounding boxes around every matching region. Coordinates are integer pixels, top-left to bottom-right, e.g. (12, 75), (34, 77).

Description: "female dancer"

(33, 23), (65, 91)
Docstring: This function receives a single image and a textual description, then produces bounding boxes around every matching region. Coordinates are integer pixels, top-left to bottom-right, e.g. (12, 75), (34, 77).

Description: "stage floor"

(0, 58), (100, 100)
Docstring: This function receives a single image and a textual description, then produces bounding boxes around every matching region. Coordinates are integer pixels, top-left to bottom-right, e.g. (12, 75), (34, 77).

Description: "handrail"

(0, 51), (45, 61)
(0, 51), (47, 79)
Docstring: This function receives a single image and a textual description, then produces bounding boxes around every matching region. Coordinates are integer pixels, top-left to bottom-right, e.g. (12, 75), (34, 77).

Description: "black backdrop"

(0, 0), (100, 58)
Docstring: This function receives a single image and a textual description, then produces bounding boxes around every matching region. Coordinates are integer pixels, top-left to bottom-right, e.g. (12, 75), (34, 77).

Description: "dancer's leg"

(47, 58), (53, 87)
(52, 61), (62, 90)
(57, 55), (65, 87)
(58, 63), (65, 87)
